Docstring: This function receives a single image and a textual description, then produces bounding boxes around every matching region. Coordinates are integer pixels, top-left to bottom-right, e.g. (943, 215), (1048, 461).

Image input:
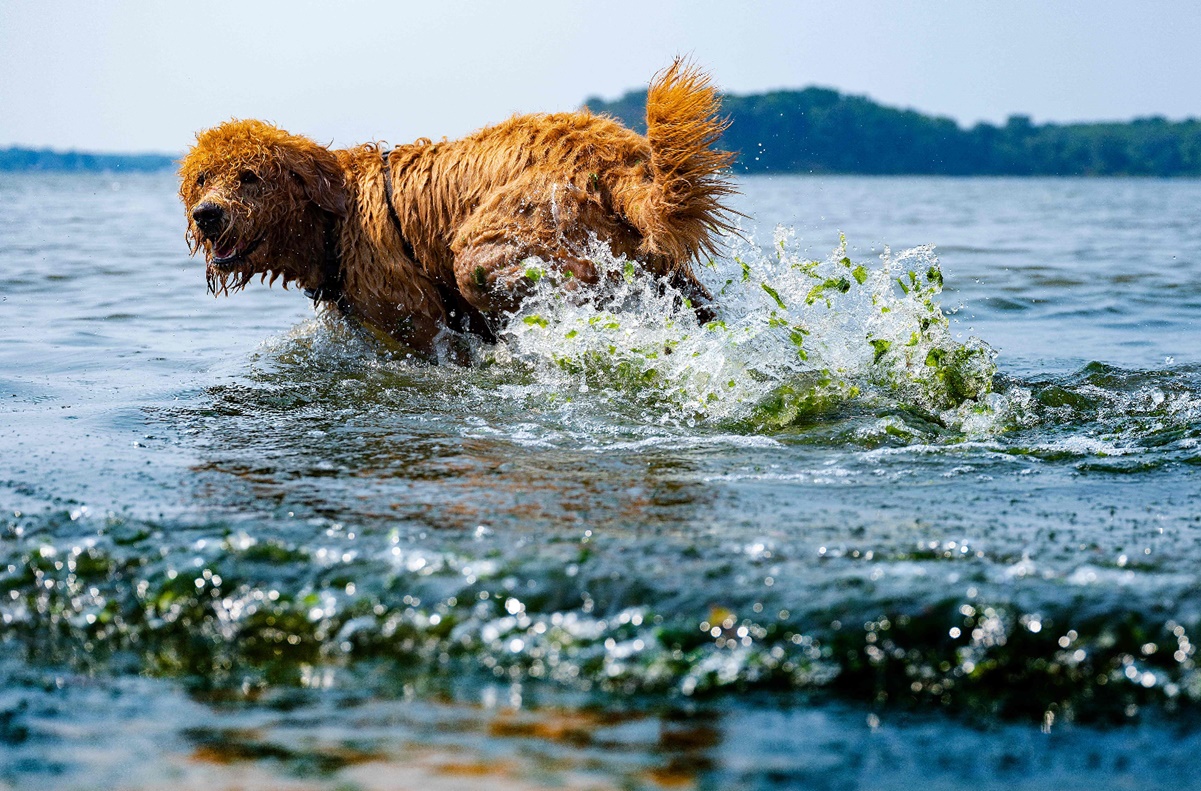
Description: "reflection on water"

(1, 172), (1199, 789)
(4, 669), (1201, 790)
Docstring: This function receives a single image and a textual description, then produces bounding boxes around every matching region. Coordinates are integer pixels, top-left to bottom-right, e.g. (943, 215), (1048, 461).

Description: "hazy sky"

(2, 1), (1199, 153)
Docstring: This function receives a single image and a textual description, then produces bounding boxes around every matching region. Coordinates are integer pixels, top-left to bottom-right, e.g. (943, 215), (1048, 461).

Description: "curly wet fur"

(179, 60), (735, 356)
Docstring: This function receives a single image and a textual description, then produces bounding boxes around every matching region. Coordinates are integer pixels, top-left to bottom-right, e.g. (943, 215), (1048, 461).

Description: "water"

(1, 172), (1199, 789)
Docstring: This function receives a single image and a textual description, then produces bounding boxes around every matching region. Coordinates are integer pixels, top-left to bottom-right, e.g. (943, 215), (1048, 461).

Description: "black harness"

(380, 149), (418, 262)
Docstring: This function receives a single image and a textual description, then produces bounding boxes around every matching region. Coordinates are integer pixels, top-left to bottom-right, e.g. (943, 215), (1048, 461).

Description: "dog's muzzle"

(191, 202), (227, 239)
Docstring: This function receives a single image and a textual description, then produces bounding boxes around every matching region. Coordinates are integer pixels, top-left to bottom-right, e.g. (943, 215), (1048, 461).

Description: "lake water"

(1, 172), (1199, 790)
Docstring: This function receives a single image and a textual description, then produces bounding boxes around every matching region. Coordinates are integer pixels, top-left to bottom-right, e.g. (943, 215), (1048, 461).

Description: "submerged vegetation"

(5, 504), (1201, 724)
(585, 87), (1201, 176)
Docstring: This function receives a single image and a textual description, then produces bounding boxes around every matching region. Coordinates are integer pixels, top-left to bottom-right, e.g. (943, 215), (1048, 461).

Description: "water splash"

(495, 229), (998, 430)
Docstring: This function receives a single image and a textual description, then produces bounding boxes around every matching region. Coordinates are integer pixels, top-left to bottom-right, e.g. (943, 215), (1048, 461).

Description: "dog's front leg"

(339, 262), (449, 356)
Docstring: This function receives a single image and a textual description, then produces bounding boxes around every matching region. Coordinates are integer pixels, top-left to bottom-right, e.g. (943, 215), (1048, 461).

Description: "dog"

(179, 61), (735, 358)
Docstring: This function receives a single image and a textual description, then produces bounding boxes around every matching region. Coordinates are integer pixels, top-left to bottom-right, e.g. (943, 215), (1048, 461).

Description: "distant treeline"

(8, 87), (1201, 177)
(585, 87), (1201, 176)
(0, 147), (176, 172)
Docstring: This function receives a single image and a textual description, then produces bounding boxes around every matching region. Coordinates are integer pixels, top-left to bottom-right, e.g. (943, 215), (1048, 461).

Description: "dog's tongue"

(214, 240), (237, 259)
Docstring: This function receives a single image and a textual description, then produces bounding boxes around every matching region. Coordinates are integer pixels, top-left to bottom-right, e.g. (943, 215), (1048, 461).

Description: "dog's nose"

(191, 202), (226, 237)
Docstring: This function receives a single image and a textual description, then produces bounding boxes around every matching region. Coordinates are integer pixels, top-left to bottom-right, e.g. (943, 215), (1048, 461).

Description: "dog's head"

(179, 119), (348, 295)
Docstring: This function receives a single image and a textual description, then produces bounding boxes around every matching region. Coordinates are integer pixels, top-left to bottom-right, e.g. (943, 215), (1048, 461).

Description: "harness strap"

(381, 148), (495, 342)
(306, 148), (416, 306)
(381, 149), (418, 262)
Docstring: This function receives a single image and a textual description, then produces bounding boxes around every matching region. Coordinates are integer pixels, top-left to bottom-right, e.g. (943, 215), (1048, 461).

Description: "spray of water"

(493, 228), (998, 430)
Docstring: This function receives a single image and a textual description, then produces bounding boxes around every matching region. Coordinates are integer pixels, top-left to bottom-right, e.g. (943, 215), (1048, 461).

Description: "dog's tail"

(622, 59), (737, 265)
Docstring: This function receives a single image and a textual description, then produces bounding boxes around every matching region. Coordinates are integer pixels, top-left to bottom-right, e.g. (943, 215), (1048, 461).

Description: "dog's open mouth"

(210, 237), (262, 269)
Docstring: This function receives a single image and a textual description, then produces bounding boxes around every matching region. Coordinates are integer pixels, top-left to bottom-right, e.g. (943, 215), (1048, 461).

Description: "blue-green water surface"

(1, 173), (1199, 790)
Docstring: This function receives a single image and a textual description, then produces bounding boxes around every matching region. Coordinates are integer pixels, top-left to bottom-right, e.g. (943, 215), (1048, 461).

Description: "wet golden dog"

(179, 62), (735, 358)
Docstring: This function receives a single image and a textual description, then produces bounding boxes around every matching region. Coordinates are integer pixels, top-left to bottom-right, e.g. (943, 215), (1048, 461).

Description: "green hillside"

(584, 87), (1201, 176)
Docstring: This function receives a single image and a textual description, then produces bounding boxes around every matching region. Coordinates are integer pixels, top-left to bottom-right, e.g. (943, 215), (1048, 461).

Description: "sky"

(2, 1), (1200, 154)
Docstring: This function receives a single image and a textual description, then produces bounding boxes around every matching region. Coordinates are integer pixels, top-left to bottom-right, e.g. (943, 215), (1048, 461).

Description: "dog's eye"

(196, 172), (207, 187)
(238, 170), (261, 186)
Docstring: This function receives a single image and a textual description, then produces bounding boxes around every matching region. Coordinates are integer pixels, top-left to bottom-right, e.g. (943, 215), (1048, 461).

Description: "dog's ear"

(281, 144), (349, 218)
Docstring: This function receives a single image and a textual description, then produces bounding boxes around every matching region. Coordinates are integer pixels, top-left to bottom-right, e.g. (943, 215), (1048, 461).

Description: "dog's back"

(377, 62), (734, 318)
